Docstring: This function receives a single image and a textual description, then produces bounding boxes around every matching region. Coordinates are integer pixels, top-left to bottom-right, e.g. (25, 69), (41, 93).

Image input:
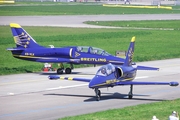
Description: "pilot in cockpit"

(96, 67), (107, 76)
(101, 68), (106, 75)
(97, 64), (115, 76)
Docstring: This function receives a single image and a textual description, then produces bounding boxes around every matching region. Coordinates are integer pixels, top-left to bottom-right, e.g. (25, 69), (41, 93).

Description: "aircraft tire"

(98, 90), (101, 97)
(128, 94), (133, 99)
(96, 90), (101, 101)
(96, 95), (100, 101)
(57, 68), (63, 74)
(65, 68), (71, 74)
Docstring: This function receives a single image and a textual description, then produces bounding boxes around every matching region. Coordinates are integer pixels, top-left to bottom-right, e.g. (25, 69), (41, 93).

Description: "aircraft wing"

(116, 81), (179, 86)
(137, 65), (159, 71)
(48, 75), (91, 82)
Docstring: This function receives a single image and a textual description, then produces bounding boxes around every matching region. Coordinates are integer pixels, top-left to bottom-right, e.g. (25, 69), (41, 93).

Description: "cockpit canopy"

(96, 63), (115, 76)
(76, 46), (111, 56)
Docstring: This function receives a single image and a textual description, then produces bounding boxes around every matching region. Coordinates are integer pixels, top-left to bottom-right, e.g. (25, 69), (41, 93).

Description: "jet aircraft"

(7, 23), (130, 74)
(49, 37), (179, 101)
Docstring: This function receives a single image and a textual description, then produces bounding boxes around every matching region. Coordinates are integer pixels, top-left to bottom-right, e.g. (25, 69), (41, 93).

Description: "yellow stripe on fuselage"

(121, 77), (135, 81)
(91, 82), (107, 87)
(91, 78), (134, 87)
(13, 55), (57, 60)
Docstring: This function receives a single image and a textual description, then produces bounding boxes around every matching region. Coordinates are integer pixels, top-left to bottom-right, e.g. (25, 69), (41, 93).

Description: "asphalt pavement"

(0, 14), (180, 120)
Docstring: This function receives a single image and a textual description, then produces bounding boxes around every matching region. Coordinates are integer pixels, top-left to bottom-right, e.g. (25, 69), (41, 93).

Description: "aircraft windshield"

(77, 46), (111, 56)
(96, 63), (115, 76)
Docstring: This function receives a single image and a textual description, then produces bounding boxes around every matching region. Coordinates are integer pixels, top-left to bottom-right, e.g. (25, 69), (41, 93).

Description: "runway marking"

(0, 78), (46, 86)
(0, 75), (90, 86)
(46, 83), (88, 90)
(46, 76), (149, 90)
(0, 101), (95, 119)
(7, 93), (15, 95)
(135, 76), (149, 79)
(0, 87), (179, 119)
(0, 76), (149, 97)
(160, 63), (180, 68)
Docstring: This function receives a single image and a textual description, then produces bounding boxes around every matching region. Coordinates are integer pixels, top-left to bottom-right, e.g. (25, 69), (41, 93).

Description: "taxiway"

(0, 59), (180, 120)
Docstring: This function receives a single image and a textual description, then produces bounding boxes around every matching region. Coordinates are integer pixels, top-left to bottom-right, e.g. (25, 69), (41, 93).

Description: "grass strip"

(0, 3), (180, 16)
(60, 98), (180, 120)
(1, 20), (180, 75)
(85, 20), (180, 30)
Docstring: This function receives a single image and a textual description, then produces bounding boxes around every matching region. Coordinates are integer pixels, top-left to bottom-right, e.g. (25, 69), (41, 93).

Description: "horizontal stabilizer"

(48, 75), (91, 82)
(116, 81), (179, 86)
(7, 48), (23, 51)
(137, 65), (159, 71)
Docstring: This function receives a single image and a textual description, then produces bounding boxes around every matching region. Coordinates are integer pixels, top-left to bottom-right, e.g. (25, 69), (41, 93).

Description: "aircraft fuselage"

(11, 46), (125, 65)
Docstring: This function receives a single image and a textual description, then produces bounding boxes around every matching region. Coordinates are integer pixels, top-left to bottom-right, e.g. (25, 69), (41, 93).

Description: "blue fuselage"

(11, 46), (125, 65)
(89, 64), (137, 88)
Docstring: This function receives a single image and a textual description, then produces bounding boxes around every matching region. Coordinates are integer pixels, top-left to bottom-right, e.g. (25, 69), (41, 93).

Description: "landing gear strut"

(94, 88), (101, 101)
(128, 84), (133, 99)
(57, 63), (64, 74)
(57, 68), (64, 74)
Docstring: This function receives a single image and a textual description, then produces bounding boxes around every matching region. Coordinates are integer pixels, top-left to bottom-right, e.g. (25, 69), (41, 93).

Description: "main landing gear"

(93, 85), (133, 101)
(128, 84), (133, 99)
(57, 63), (73, 74)
(95, 88), (101, 101)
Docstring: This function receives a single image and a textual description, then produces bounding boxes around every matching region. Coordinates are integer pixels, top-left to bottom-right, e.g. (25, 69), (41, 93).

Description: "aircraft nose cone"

(89, 76), (101, 88)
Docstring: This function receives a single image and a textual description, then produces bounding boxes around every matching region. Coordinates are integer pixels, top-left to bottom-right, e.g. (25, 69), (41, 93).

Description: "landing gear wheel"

(98, 90), (101, 96)
(96, 90), (101, 101)
(57, 68), (63, 74)
(96, 95), (100, 101)
(128, 93), (133, 99)
(65, 68), (71, 74)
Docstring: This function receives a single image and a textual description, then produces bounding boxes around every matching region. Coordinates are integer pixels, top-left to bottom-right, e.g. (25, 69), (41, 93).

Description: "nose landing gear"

(94, 88), (101, 101)
(128, 85), (133, 99)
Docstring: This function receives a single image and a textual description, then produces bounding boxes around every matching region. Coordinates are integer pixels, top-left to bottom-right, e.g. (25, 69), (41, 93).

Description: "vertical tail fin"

(10, 23), (42, 48)
(123, 36), (135, 66)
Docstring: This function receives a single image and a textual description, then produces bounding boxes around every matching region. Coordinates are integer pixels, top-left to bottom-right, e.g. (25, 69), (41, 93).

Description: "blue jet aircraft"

(49, 37), (179, 101)
(7, 23), (129, 74)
